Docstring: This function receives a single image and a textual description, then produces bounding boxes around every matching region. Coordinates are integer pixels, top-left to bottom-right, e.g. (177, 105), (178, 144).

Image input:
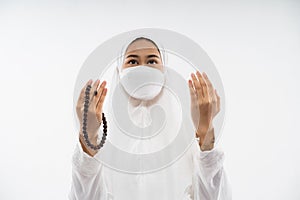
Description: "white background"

(0, 0), (299, 199)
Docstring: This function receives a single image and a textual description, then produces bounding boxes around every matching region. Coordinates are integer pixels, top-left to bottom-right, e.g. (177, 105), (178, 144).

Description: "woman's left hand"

(188, 71), (220, 148)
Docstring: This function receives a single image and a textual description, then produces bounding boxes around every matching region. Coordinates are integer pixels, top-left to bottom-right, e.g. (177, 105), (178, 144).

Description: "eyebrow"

(125, 54), (160, 59)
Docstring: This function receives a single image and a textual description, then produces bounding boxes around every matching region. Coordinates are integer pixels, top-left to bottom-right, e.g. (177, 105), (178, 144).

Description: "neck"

(129, 89), (164, 107)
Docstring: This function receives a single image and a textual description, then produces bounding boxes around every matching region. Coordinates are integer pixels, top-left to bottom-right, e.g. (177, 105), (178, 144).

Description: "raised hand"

(76, 79), (107, 153)
(188, 71), (220, 150)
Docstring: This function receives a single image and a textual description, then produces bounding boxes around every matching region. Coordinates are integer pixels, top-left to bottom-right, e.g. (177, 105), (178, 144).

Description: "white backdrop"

(0, 0), (299, 199)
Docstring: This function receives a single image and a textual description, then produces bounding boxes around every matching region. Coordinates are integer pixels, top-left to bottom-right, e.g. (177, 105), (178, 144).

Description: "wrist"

(197, 123), (213, 136)
(199, 140), (214, 151)
(79, 129), (99, 142)
(198, 127), (215, 151)
(79, 133), (99, 157)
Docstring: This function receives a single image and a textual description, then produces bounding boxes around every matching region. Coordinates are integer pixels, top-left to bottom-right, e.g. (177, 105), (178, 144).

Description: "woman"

(69, 37), (231, 200)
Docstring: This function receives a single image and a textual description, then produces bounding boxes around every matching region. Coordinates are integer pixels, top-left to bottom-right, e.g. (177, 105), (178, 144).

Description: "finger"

(215, 89), (221, 110)
(77, 79), (92, 109)
(191, 73), (203, 99)
(188, 79), (197, 102)
(203, 72), (215, 101)
(90, 79), (100, 103)
(95, 80), (107, 107)
(202, 72), (213, 92)
(96, 88), (108, 114)
(196, 71), (207, 98)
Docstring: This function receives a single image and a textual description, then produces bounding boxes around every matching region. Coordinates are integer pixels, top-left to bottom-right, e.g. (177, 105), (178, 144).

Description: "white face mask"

(119, 65), (166, 101)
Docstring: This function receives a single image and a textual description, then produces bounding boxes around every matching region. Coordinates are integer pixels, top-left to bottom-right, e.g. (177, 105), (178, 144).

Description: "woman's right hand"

(76, 79), (107, 146)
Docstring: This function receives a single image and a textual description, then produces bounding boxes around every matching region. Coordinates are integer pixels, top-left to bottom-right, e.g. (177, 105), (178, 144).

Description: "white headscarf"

(115, 35), (168, 74)
(97, 35), (195, 174)
(110, 36), (178, 152)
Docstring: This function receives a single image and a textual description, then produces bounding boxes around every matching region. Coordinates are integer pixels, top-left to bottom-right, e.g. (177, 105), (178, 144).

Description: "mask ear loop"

(159, 47), (167, 75)
(116, 67), (120, 83)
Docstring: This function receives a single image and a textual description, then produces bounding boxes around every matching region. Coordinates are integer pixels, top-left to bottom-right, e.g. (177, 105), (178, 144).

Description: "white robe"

(69, 69), (231, 199)
(68, 136), (232, 200)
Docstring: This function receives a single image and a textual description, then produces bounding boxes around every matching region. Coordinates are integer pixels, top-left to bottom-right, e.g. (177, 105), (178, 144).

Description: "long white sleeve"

(69, 138), (231, 200)
(183, 144), (232, 200)
(193, 146), (232, 200)
(68, 139), (109, 200)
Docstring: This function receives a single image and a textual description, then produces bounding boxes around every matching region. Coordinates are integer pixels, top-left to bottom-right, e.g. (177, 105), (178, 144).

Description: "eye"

(127, 59), (138, 65)
(147, 59), (157, 65)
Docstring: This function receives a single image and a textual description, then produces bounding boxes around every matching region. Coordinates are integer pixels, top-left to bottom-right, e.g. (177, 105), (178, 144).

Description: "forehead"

(125, 39), (160, 55)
